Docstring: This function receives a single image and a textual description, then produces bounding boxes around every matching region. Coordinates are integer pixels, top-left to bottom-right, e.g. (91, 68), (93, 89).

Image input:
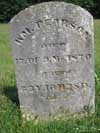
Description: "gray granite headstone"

(10, 2), (95, 119)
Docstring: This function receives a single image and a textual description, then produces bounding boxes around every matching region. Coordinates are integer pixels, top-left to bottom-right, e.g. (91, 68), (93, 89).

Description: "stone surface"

(10, 2), (95, 119)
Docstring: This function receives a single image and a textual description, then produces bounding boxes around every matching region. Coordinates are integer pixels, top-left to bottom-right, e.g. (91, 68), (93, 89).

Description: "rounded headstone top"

(10, 2), (93, 36)
(10, 2), (93, 22)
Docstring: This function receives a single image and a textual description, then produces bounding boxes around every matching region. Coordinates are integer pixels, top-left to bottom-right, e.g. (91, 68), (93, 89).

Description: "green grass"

(0, 20), (100, 133)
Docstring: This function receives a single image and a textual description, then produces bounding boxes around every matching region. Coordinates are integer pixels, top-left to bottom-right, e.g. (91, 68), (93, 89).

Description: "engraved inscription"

(41, 42), (66, 48)
(15, 18), (91, 46)
(41, 70), (71, 78)
(15, 54), (92, 65)
(10, 2), (95, 117)
(19, 82), (88, 99)
(20, 83), (88, 92)
(15, 28), (32, 45)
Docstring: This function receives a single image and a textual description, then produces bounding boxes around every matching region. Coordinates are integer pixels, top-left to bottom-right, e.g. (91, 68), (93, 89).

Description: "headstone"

(10, 2), (95, 119)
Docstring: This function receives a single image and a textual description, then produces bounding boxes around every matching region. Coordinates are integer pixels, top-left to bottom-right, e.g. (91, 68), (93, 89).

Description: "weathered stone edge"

(10, 1), (93, 24)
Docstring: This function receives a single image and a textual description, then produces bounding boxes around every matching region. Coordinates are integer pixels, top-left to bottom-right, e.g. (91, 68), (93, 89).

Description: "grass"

(0, 20), (100, 133)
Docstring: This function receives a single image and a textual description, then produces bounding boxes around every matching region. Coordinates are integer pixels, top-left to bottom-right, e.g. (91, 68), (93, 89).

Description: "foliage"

(0, 0), (29, 22)
(64, 0), (94, 10)
(0, 0), (100, 22)
(64, 0), (98, 17)
(93, 0), (100, 18)
(0, 95), (22, 133)
(0, 20), (100, 133)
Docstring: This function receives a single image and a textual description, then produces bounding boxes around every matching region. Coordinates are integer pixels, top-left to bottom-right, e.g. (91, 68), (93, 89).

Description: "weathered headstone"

(10, 2), (95, 119)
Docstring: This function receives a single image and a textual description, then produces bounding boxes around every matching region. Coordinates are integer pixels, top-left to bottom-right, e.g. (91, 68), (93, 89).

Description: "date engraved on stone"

(19, 82), (88, 100)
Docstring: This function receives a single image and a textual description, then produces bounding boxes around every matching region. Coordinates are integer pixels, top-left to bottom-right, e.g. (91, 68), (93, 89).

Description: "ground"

(0, 20), (100, 133)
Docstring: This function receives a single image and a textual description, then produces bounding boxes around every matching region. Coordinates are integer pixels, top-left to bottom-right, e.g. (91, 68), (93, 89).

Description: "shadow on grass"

(3, 86), (19, 106)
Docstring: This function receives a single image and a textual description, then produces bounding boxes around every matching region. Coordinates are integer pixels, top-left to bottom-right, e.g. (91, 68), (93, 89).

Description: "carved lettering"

(35, 20), (44, 28)
(19, 83), (88, 94)
(42, 70), (71, 78)
(16, 58), (24, 64)
(15, 27), (32, 45)
(44, 19), (52, 26)
(15, 18), (91, 46)
(41, 42), (66, 48)
(15, 54), (92, 65)
(15, 36), (24, 46)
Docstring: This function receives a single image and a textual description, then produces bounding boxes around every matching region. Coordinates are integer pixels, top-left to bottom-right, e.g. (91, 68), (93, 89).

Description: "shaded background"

(0, 0), (100, 23)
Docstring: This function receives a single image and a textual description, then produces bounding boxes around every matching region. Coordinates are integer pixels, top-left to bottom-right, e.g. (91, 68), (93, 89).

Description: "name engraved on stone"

(15, 18), (91, 46)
